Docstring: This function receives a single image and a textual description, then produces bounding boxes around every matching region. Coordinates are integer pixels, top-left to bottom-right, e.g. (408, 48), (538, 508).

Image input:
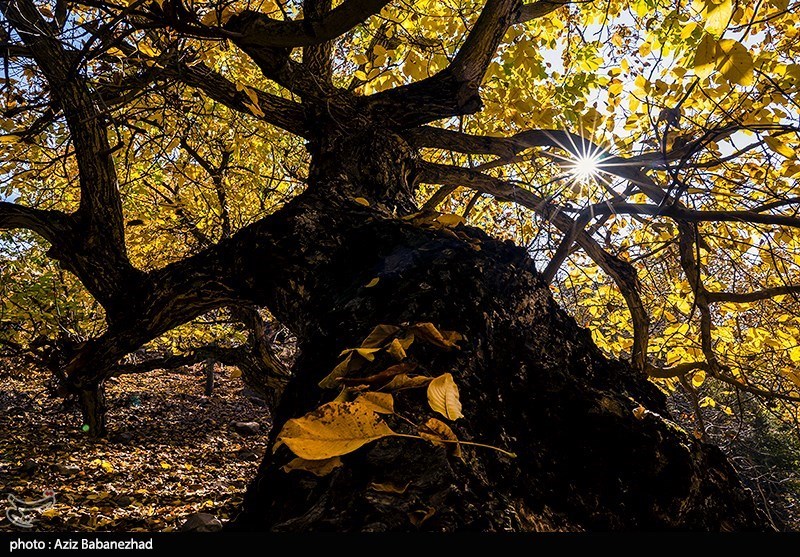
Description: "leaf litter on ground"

(0, 359), (271, 532)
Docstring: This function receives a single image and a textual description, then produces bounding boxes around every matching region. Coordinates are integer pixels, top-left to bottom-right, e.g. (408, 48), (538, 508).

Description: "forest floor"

(0, 361), (270, 532)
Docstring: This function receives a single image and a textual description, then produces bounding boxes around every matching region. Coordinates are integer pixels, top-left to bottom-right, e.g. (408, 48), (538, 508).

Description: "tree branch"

(706, 285), (800, 304)
(1, 0), (127, 250)
(0, 202), (71, 245)
(578, 202), (800, 229)
(1, 0), (143, 318)
(646, 360), (710, 379)
(366, 0), (521, 127)
(225, 0), (393, 48)
(514, 0), (569, 23)
(161, 59), (308, 136)
(448, 0), (520, 84)
(302, 0), (334, 82)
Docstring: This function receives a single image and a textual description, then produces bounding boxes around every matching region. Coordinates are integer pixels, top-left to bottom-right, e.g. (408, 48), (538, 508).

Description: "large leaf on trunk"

(427, 373), (464, 420)
(276, 401), (395, 460)
(382, 374), (433, 391)
(361, 324), (400, 348)
(419, 418), (462, 458)
(355, 392), (395, 414)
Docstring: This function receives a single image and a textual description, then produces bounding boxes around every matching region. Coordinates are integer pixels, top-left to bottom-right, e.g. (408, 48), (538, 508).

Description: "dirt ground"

(0, 361), (270, 532)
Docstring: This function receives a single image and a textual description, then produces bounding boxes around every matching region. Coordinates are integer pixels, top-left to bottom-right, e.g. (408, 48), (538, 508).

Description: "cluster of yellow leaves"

(693, 35), (754, 86)
(276, 323), (514, 475)
(318, 321), (462, 389)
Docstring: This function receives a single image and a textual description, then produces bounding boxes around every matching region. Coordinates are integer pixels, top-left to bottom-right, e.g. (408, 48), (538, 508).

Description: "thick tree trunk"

(204, 358), (215, 397)
(225, 134), (764, 531)
(78, 385), (107, 438)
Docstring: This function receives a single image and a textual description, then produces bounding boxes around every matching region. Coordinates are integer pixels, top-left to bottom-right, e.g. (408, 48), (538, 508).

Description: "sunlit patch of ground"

(0, 361), (270, 532)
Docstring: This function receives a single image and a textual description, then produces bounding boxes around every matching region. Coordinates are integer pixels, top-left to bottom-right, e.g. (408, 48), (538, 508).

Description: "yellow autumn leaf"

(282, 456), (343, 476)
(692, 33), (717, 78)
(160, 461), (171, 470)
(327, 348), (388, 386)
(608, 79), (624, 96)
(365, 277), (380, 288)
(701, 0), (733, 35)
(397, 333), (415, 350)
(245, 102), (265, 118)
(242, 87), (260, 108)
(715, 39), (754, 86)
(354, 197), (370, 207)
(385, 338), (407, 361)
(381, 374), (433, 391)
(419, 417), (462, 458)
(355, 392), (395, 414)
(319, 352), (362, 389)
(275, 401), (395, 460)
(700, 396), (717, 408)
(230, 368), (242, 379)
(427, 373), (464, 420)
(354, 347), (381, 361)
(412, 322), (458, 349)
(333, 387), (352, 403)
(436, 213), (466, 227)
(361, 324), (399, 348)
(764, 136), (795, 158)
(90, 459), (114, 473)
(137, 42), (158, 58)
(691, 369), (706, 388)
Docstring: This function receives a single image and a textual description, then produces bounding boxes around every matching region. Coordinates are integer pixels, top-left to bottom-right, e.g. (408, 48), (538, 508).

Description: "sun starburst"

(569, 154), (603, 182)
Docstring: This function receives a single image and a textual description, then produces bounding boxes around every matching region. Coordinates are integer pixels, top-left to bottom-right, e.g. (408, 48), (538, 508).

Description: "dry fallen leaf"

(361, 324), (400, 348)
(385, 338), (407, 361)
(282, 456), (343, 477)
(436, 213), (467, 227)
(339, 362), (418, 387)
(355, 392), (394, 414)
(412, 323), (459, 349)
(370, 481), (411, 494)
(318, 351), (367, 389)
(419, 418), (462, 458)
(381, 374), (433, 391)
(276, 401), (395, 460)
(427, 373), (464, 420)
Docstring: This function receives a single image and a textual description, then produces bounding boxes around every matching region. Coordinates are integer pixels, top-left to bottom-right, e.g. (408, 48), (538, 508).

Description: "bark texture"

(226, 133), (764, 532)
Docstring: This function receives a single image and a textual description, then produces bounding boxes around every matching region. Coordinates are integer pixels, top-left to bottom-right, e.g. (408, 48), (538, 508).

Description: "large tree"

(2, 0), (799, 530)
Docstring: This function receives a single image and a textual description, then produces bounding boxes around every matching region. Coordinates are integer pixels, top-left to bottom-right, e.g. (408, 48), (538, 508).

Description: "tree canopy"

(1, 0), (799, 439)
